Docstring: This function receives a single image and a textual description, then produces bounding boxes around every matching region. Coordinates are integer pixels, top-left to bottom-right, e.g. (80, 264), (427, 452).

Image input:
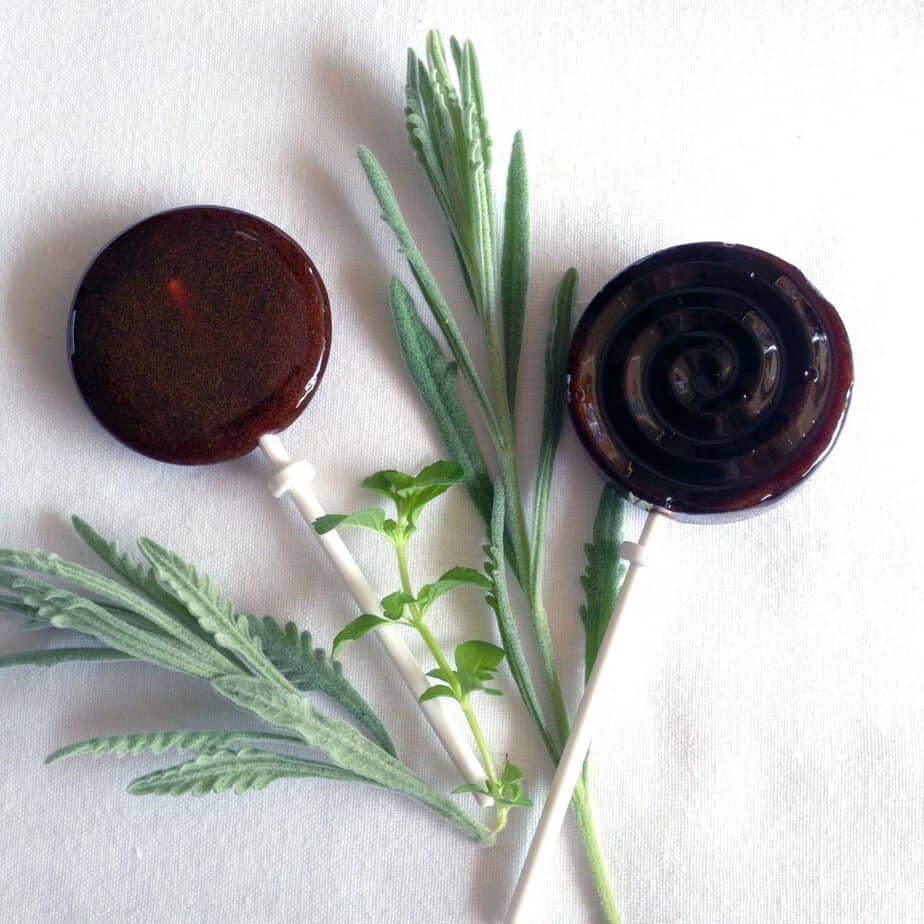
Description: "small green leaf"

(380, 591), (415, 620)
(455, 639), (505, 676)
(580, 484), (628, 680)
(314, 509), (388, 538)
(452, 783), (491, 796)
(418, 684), (456, 703)
(417, 566), (492, 612)
(331, 614), (391, 659)
(425, 667), (454, 685)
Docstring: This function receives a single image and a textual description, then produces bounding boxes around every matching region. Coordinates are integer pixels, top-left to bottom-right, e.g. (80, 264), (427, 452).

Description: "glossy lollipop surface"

(69, 206), (331, 465)
(568, 242), (853, 520)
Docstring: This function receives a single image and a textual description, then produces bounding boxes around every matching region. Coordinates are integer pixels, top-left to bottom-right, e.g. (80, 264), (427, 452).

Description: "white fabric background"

(1, 1), (922, 921)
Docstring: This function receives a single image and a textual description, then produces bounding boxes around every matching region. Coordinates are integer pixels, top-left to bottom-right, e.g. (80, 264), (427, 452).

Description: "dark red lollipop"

(567, 242), (853, 519)
(69, 206), (331, 465)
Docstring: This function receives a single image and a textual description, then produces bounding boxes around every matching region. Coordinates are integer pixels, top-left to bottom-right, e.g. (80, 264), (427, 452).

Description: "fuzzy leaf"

(0, 647), (129, 669)
(12, 578), (224, 679)
(580, 484), (629, 680)
(0, 548), (235, 675)
(358, 147), (498, 436)
(212, 674), (489, 841)
(530, 268), (577, 598)
(483, 486), (559, 758)
(137, 539), (281, 685)
(127, 748), (371, 797)
(245, 615), (396, 757)
(46, 730), (303, 764)
(388, 277), (496, 528)
(500, 131), (529, 413)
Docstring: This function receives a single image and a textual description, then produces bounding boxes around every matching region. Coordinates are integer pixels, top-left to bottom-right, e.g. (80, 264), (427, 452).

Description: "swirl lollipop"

(68, 205), (489, 800)
(506, 242), (853, 921)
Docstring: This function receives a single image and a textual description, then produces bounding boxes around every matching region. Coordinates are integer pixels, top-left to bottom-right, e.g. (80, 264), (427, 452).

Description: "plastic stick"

(505, 510), (668, 921)
(258, 433), (490, 806)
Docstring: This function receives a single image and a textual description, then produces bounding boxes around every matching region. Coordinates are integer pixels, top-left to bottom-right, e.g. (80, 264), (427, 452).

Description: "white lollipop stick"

(258, 433), (491, 807)
(505, 509), (668, 922)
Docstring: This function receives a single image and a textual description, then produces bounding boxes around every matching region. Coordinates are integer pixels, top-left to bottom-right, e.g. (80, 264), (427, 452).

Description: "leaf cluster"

(0, 518), (488, 842)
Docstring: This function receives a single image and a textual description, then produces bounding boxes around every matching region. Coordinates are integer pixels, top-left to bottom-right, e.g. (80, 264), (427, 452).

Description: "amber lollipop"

(68, 206), (489, 799)
(506, 242), (854, 921)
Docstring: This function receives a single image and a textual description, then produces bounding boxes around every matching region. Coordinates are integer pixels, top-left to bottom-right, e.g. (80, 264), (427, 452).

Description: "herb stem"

(395, 539), (500, 794)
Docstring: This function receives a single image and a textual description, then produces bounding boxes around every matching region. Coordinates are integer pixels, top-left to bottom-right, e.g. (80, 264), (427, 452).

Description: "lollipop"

(506, 242), (854, 921)
(68, 205), (489, 800)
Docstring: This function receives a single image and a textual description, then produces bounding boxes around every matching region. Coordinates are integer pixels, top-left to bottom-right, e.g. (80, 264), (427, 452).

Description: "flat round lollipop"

(567, 242), (853, 519)
(506, 243), (854, 923)
(70, 206), (331, 465)
(68, 206), (489, 801)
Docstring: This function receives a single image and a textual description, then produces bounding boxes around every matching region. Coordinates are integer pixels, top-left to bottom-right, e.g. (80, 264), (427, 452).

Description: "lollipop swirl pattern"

(568, 243), (854, 519)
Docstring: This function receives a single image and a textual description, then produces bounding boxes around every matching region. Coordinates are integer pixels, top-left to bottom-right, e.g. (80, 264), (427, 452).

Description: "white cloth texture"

(1, 1), (922, 922)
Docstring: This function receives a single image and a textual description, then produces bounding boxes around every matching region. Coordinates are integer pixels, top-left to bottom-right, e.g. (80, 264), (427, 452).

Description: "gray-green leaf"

(246, 615), (396, 757)
(500, 131), (529, 413)
(579, 484), (628, 680)
(212, 674), (489, 841)
(127, 748), (371, 797)
(46, 730), (303, 764)
(0, 647), (129, 669)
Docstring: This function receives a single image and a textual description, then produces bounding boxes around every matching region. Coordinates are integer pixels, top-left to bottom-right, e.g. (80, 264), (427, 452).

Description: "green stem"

(395, 539), (499, 792)
(573, 774), (621, 924)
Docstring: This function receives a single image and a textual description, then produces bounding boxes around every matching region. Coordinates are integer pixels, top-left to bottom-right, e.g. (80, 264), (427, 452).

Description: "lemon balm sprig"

(316, 461), (530, 836)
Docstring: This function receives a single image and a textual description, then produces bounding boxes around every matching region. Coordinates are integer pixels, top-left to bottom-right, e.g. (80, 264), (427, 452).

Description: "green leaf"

(127, 748), (371, 797)
(454, 640), (505, 676)
(361, 470), (416, 501)
(46, 730), (303, 764)
(212, 674), (490, 841)
(0, 647), (129, 669)
(246, 615), (396, 757)
(314, 509), (389, 538)
(388, 277), (497, 531)
(530, 268), (577, 601)
(580, 484), (629, 680)
(425, 667), (454, 684)
(331, 614), (391, 660)
(380, 591), (415, 620)
(418, 684), (456, 703)
(137, 539), (282, 686)
(483, 486), (559, 759)
(500, 131), (529, 413)
(417, 566), (492, 612)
